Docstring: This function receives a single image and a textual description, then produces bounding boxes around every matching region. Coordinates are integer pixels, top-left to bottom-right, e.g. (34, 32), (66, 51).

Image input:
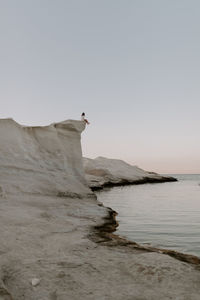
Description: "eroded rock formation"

(0, 118), (91, 197)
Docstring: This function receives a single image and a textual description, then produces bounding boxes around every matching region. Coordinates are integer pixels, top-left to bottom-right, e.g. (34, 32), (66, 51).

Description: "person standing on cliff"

(81, 112), (90, 125)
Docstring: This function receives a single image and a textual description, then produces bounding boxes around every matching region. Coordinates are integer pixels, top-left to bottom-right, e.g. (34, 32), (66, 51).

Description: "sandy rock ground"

(1, 193), (200, 300)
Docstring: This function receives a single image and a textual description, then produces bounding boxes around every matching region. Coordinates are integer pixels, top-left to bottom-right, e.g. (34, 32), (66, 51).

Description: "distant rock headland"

(83, 156), (177, 190)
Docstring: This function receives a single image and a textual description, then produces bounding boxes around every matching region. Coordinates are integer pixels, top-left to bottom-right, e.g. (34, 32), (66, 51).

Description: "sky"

(0, 0), (200, 174)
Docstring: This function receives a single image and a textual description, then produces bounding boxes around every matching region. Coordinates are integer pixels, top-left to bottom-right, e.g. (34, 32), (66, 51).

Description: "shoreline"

(90, 202), (200, 266)
(91, 179), (200, 267)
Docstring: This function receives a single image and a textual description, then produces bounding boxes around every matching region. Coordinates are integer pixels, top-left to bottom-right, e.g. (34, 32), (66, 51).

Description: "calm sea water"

(96, 174), (200, 257)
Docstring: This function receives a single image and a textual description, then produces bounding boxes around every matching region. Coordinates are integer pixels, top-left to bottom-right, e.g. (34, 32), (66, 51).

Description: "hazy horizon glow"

(1, 0), (200, 174)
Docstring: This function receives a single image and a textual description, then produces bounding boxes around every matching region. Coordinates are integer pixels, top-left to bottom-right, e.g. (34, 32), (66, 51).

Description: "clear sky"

(0, 0), (200, 174)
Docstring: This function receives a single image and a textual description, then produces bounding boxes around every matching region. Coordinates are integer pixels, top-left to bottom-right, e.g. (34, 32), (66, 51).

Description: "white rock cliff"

(0, 118), (91, 197)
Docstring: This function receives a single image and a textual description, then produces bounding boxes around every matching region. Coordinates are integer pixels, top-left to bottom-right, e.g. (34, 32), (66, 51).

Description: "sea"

(96, 174), (200, 257)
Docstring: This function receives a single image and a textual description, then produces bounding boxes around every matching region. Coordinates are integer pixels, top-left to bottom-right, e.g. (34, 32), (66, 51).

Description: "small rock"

(31, 278), (40, 287)
(0, 186), (6, 198)
(57, 271), (65, 278)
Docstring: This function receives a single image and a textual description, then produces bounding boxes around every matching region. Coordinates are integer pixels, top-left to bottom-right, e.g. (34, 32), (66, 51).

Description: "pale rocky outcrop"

(0, 118), (91, 197)
(0, 118), (200, 300)
(83, 156), (177, 190)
